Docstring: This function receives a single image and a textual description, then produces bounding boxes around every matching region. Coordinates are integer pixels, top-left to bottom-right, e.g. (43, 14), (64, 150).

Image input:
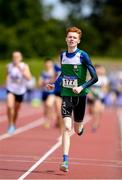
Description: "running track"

(0, 102), (122, 179)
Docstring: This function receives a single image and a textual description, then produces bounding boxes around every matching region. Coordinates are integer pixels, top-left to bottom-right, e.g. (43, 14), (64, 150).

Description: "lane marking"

(18, 133), (74, 179)
(18, 118), (91, 179)
(0, 154), (39, 159)
(0, 102), (43, 122)
(47, 157), (122, 164)
(0, 159), (35, 163)
(0, 118), (44, 141)
(1, 156), (121, 166)
(18, 139), (62, 180)
(44, 161), (122, 168)
(0, 109), (42, 123)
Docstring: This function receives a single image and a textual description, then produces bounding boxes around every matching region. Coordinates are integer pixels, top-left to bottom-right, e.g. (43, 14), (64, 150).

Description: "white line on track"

(0, 109), (42, 123)
(18, 131), (75, 179)
(18, 119), (91, 179)
(18, 138), (62, 180)
(0, 159), (35, 163)
(0, 154), (39, 158)
(47, 157), (122, 164)
(1, 156), (121, 167)
(0, 118), (44, 141)
(44, 160), (122, 168)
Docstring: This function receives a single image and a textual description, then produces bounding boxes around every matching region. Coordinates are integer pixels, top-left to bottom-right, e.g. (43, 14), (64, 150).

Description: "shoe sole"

(60, 165), (68, 172)
(78, 128), (84, 136)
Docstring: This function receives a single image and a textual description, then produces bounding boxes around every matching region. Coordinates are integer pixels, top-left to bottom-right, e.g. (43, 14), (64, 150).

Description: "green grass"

(0, 57), (122, 86)
(0, 60), (7, 86)
(26, 58), (44, 80)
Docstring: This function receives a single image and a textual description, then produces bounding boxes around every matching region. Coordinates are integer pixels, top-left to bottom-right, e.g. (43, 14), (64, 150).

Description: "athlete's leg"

(44, 94), (55, 128)
(13, 101), (21, 124)
(60, 96), (73, 172)
(60, 117), (72, 172)
(62, 117), (72, 155)
(73, 96), (87, 135)
(92, 99), (104, 131)
(54, 96), (64, 133)
(6, 92), (15, 127)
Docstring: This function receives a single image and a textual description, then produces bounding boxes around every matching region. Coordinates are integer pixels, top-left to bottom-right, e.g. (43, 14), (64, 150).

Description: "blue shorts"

(42, 91), (54, 101)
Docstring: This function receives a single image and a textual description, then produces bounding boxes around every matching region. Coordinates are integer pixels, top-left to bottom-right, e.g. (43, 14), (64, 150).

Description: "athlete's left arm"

(81, 51), (98, 89)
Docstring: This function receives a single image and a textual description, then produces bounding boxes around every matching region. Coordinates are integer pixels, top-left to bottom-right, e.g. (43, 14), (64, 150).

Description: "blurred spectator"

(87, 64), (109, 132)
(108, 70), (122, 106)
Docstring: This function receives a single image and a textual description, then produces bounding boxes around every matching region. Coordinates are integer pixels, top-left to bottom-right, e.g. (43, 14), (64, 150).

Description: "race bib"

(11, 76), (21, 83)
(63, 76), (78, 88)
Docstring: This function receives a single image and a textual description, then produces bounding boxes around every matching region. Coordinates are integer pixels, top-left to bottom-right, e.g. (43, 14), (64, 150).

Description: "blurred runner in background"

(53, 62), (63, 133)
(6, 51), (32, 134)
(87, 64), (109, 132)
(115, 71), (122, 151)
(38, 58), (63, 131)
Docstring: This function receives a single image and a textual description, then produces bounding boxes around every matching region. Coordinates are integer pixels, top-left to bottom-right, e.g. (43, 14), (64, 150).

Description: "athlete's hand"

(72, 86), (83, 94)
(46, 84), (55, 90)
(16, 62), (26, 72)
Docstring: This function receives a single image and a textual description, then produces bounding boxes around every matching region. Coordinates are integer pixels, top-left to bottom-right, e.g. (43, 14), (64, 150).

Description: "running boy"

(47, 27), (98, 172)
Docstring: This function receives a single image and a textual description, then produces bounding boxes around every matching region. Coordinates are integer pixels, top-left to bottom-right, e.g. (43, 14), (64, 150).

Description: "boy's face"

(12, 52), (22, 65)
(45, 60), (53, 70)
(66, 32), (80, 48)
(96, 66), (106, 76)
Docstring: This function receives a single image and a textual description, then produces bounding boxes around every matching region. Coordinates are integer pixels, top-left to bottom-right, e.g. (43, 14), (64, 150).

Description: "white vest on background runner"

(6, 62), (27, 95)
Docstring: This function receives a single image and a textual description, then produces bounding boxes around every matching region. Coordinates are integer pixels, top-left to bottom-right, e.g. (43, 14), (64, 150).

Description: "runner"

(47, 26), (98, 172)
(87, 64), (109, 132)
(38, 58), (61, 129)
(6, 51), (32, 134)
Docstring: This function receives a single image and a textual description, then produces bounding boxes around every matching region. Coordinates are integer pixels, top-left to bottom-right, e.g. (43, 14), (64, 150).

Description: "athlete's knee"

(46, 95), (55, 107)
(7, 105), (14, 110)
(64, 125), (72, 133)
(63, 117), (72, 132)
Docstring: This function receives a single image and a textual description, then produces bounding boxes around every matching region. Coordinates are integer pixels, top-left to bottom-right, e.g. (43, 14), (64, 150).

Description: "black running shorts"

(7, 90), (24, 103)
(61, 96), (87, 122)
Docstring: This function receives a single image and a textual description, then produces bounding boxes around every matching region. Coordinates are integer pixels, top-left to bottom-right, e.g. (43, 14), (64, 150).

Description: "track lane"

(0, 102), (121, 179)
(25, 108), (122, 179)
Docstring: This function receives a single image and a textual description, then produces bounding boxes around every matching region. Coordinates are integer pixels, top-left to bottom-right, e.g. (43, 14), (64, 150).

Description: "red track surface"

(0, 102), (122, 179)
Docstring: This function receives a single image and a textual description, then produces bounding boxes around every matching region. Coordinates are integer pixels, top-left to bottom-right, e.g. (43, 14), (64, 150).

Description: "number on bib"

(63, 76), (78, 88)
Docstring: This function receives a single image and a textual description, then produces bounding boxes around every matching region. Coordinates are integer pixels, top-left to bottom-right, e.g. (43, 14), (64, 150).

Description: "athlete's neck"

(67, 47), (77, 53)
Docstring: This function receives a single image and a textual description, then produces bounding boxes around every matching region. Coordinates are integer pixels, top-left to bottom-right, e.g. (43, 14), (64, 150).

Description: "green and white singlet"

(61, 50), (89, 96)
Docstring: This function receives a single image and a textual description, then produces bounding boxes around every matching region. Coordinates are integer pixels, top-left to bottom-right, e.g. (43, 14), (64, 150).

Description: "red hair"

(66, 27), (82, 38)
